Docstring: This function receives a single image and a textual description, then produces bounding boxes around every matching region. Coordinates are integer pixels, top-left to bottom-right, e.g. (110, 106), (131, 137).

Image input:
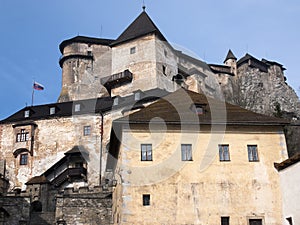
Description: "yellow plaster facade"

(112, 125), (288, 225)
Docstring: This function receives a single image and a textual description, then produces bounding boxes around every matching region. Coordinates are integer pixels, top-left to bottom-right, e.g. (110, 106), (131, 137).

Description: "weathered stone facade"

(0, 9), (299, 225)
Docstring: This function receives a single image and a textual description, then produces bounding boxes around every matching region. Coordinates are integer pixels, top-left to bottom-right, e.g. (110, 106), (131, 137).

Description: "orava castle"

(0, 8), (300, 225)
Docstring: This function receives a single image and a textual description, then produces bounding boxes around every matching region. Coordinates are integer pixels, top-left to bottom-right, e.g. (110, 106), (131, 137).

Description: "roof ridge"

(111, 11), (166, 46)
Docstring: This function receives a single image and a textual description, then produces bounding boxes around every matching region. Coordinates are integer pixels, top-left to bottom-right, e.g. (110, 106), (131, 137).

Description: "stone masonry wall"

(55, 187), (112, 225)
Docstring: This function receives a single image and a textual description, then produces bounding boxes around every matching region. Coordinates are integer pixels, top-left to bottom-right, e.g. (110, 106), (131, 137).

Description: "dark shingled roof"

(111, 11), (166, 46)
(59, 36), (114, 53)
(274, 152), (300, 171)
(0, 88), (169, 124)
(26, 176), (50, 185)
(0, 97), (113, 123)
(115, 88), (289, 126)
(223, 49), (237, 63)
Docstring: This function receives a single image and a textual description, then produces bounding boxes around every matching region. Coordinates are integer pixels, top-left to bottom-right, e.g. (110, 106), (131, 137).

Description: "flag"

(33, 81), (44, 91)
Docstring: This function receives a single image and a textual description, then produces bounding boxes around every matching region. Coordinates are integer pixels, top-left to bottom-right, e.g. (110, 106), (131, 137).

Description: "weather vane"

(142, 0), (146, 11)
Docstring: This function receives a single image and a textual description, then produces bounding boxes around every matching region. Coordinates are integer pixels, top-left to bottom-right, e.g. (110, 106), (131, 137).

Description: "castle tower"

(58, 36), (113, 102)
(224, 49), (237, 76)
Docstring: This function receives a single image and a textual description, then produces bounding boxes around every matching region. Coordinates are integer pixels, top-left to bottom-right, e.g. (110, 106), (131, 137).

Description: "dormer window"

(134, 92), (141, 101)
(50, 107), (56, 115)
(24, 110), (30, 118)
(74, 104), (81, 112)
(113, 97), (119, 106)
(190, 104), (206, 115)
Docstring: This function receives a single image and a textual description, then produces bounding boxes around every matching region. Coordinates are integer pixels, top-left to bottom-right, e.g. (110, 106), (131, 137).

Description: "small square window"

(141, 144), (152, 161)
(24, 110), (30, 118)
(83, 126), (91, 136)
(74, 104), (81, 112)
(249, 219), (262, 225)
(181, 144), (192, 161)
(50, 107), (56, 115)
(219, 145), (230, 161)
(130, 47), (136, 54)
(221, 216), (230, 225)
(248, 145), (259, 162)
(142, 194), (150, 206)
(20, 154), (28, 165)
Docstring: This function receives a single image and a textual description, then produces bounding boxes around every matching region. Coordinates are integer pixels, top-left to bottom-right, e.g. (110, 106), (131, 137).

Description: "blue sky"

(0, 0), (299, 120)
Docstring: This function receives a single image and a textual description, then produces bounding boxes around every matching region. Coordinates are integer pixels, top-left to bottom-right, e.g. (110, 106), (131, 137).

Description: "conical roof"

(223, 49), (237, 63)
(111, 11), (166, 46)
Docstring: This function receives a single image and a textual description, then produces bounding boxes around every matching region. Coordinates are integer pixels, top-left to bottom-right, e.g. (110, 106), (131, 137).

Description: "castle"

(0, 8), (299, 225)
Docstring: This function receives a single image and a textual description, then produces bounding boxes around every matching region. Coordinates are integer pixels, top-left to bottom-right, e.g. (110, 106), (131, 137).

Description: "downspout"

(99, 111), (104, 185)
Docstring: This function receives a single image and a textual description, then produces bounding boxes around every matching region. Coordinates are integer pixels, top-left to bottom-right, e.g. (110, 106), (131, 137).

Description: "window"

(130, 47), (136, 54)
(83, 126), (91, 136)
(221, 217), (230, 225)
(141, 144), (152, 161)
(20, 154), (28, 165)
(249, 219), (262, 225)
(181, 144), (192, 161)
(50, 107), (56, 115)
(113, 97), (119, 106)
(16, 129), (29, 142)
(142, 194), (150, 206)
(164, 50), (168, 57)
(190, 104), (206, 115)
(74, 104), (81, 112)
(286, 217), (293, 225)
(24, 110), (30, 118)
(219, 145), (230, 161)
(134, 92), (141, 101)
(162, 65), (166, 75)
(248, 145), (259, 162)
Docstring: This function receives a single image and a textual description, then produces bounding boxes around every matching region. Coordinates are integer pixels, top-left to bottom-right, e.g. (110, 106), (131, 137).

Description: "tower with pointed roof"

(224, 49), (237, 76)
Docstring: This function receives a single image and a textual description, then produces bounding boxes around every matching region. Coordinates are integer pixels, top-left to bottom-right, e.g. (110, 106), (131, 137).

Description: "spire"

(223, 49), (237, 63)
(142, 0), (146, 11)
(111, 11), (166, 46)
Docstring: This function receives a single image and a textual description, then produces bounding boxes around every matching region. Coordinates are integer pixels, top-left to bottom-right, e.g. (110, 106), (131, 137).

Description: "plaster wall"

(113, 125), (288, 225)
(279, 162), (300, 225)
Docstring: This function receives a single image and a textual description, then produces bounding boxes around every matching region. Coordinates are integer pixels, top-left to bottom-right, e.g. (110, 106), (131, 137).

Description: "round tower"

(58, 36), (113, 102)
(224, 49), (237, 76)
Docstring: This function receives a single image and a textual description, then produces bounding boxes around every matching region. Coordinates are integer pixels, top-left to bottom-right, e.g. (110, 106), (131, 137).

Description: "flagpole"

(31, 81), (34, 106)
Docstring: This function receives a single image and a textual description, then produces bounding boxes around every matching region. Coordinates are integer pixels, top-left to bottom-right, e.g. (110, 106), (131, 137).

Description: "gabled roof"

(223, 49), (237, 63)
(111, 11), (166, 46)
(115, 88), (288, 126)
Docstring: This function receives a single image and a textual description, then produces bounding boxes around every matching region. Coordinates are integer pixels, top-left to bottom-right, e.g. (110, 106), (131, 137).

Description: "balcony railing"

(101, 70), (133, 89)
(51, 167), (87, 187)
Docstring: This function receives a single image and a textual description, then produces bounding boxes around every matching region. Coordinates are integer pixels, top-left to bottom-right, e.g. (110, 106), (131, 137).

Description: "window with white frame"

(50, 107), (56, 115)
(219, 144), (230, 161)
(83, 126), (91, 136)
(74, 104), (81, 112)
(24, 110), (30, 118)
(141, 144), (152, 161)
(16, 129), (29, 142)
(20, 153), (28, 165)
(181, 144), (192, 161)
(247, 145), (259, 162)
